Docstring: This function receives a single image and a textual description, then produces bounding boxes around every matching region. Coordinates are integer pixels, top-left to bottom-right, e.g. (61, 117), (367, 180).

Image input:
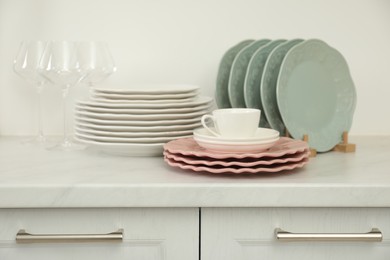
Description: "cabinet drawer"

(202, 208), (390, 260)
(0, 208), (198, 260)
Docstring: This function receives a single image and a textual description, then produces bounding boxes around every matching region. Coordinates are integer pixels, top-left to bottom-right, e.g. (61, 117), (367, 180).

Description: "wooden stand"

(285, 129), (316, 157)
(284, 129), (355, 156)
(285, 129), (290, 137)
(303, 134), (317, 157)
(333, 131), (356, 153)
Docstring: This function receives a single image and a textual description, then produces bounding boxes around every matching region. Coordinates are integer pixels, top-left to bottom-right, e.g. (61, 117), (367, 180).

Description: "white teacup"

(201, 108), (261, 139)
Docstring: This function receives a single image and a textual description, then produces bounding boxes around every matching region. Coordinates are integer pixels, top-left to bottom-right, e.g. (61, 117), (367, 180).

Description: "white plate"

(91, 97), (195, 104)
(76, 96), (213, 109)
(93, 85), (199, 94)
(75, 131), (191, 143)
(76, 121), (202, 132)
(75, 126), (194, 137)
(193, 127), (279, 143)
(92, 91), (198, 100)
(75, 115), (202, 126)
(75, 136), (164, 156)
(75, 109), (209, 121)
(75, 103), (211, 115)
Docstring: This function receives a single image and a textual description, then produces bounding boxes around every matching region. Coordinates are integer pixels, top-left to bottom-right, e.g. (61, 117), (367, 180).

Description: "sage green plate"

(215, 40), (254, 108)
(276, 39), (357, 152)
(260, 39), (304, 135)
(228, 39), (271, 108)
(244, 39), (286, 127)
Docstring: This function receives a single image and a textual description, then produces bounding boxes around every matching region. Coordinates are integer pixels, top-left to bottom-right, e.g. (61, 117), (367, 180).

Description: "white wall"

(0, 0), (389, 136)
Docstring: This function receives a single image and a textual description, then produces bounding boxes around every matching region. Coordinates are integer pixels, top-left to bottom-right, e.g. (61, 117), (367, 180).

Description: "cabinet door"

(201, 208), (390, 260)
(0, 208), (198, 260)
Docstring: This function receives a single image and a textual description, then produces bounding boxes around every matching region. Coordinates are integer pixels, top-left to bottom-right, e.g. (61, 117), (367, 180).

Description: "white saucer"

(193, 127), (279, 153)
(193, 138), (279, 153)
(193, 127), (279, 143)
(194, 135), (279, 145)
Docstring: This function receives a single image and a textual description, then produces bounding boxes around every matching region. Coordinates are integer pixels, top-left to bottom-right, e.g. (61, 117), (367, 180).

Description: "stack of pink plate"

(164, 137), (310, 174)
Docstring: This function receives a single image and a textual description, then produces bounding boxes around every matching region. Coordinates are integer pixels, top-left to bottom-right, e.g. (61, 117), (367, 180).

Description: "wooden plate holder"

(333, 131), (356, 153)
(285, 130), (355, 157)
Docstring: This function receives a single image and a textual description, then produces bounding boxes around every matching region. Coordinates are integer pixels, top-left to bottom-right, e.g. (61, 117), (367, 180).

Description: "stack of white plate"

(75, 85), (213, 156)
(216, 39), (357, 152)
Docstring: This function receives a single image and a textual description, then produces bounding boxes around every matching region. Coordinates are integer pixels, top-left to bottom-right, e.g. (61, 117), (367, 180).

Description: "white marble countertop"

(0, 136), (389, 208)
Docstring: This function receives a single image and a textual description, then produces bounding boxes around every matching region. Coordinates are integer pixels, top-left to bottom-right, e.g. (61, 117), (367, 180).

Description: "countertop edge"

(1, 185), (388, 208)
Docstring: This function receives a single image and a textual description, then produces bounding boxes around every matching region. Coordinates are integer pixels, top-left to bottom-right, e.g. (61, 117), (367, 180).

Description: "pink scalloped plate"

(164, 137), (309, 159)
(163, 149), (310, 167)
(164, 156), (309, 174)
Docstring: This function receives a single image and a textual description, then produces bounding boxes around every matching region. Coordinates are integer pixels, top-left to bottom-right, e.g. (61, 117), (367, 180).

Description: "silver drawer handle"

(275, 228), (382, 242)
(16, 229), (123, 243)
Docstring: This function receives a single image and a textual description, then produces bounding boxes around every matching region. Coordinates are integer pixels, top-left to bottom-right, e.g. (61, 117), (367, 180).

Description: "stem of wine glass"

(36, 83), (45, 142)
(61, 85), (71, 147)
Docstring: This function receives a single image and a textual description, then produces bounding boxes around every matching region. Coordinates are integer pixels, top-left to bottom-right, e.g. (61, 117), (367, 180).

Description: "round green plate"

(244, 39), (286, 127)
(215, 40), (254, 108)
(260, 39), (304, 135)
(228, 39), (271, 108)
(276, 39), (357, 152)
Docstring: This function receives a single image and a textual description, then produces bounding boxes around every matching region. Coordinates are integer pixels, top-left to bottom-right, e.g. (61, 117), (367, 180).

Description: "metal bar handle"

(16, 229), (124, 243)
(275, 228), (382, 242)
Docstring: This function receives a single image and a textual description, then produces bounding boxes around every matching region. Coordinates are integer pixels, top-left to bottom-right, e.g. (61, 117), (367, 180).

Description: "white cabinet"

(2, 207), (389, 260)
(201, 208), (390, 260)
(0, 208), (199, 260)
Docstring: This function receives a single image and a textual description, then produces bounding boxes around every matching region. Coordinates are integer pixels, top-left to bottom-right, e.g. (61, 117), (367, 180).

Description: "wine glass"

(38, 41), (86, 151)
(13, 41), (48, 144)
(78, 41), (116, 89)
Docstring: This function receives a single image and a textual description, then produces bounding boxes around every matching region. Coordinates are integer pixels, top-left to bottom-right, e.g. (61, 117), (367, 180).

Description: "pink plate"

(164, 137), (309, 159)
(163, 149), (310, 167)
(164, 156), (309, 174)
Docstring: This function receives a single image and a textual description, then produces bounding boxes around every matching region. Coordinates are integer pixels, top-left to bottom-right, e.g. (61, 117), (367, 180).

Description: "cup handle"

(201, 114), (220, 137)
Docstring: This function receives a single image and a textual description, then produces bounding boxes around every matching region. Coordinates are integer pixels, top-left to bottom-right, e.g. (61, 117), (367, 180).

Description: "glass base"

(21, 134), (47, 146)
(46, 137), (85, 151)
